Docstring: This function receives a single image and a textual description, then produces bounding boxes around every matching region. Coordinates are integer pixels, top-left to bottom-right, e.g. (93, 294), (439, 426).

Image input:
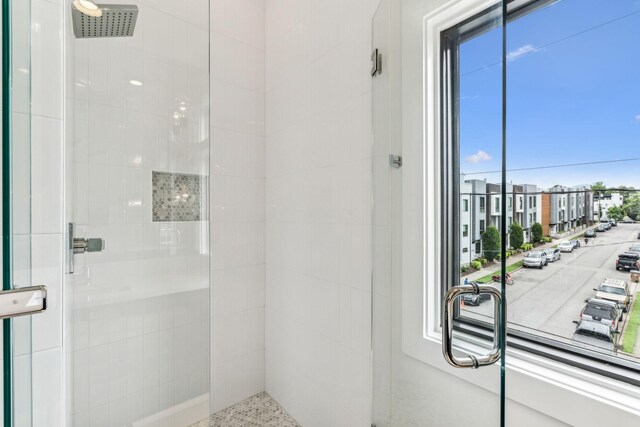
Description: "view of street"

(462, 223), (639, 357)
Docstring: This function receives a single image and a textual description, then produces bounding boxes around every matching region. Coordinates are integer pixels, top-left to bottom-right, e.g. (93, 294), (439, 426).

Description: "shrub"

(542, 236), (552, 243)
(531, 223), (543, 243)
(509, 223), (524, 250)
(461, 265), (469, 273)
(471, 260), (482, 270)
(520, 243), (533, 251)
(482, 226), (501, 262)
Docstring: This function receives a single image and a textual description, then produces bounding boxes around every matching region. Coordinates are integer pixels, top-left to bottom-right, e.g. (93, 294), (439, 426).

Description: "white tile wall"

(30, 0), (65, 425)
(264, 1), (379, 426)
(63, 0), (211, 426)
(210, 0), (266, 413)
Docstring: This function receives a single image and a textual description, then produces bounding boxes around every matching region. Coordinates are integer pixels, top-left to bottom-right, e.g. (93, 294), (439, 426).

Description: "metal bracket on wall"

(389, 154), (402, 169)
(371, 48), (382, 77)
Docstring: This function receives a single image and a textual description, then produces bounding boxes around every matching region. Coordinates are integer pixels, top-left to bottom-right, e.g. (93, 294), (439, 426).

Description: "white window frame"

(401, 0), (640, 424)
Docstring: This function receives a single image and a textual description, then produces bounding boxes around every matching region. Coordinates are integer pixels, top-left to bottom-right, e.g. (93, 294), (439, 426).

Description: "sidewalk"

(462, 225), (594, 285)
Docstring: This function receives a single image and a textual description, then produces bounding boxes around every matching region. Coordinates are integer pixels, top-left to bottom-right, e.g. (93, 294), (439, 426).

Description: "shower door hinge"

(371, 48), (382, 77)
(389, 154), (402, 169)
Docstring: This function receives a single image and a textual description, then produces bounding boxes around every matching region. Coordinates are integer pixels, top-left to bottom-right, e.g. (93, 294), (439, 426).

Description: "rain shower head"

(71, 3), (139, 38)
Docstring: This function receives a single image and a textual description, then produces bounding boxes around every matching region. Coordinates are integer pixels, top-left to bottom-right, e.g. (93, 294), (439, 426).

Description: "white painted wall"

(264, 0), (380, 425)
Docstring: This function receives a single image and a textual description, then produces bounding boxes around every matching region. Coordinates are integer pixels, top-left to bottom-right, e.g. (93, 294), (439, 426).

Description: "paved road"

(463, 224), (639, 353)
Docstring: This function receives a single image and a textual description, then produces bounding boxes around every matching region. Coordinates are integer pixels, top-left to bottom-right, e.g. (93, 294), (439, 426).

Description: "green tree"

(591, 181), (609, 194)
(531, 222), (543, 243)
(606, 206), (624, 221)
(508, 222), (524, 250)
(624, 194), (640, 220)
(481, 226), (501, 262)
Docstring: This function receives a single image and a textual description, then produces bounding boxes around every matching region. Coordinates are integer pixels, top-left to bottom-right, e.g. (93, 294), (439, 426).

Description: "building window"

(462, 247), (468, 253)
(437, 0), (640, 391)
(519, 197), (523, 209)
(463, 199), (469, 212)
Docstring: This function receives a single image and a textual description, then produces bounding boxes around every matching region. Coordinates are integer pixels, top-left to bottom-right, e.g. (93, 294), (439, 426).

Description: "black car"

(616, 252), (640, 271)
(584, 229), (596, 238)
(460, 293), (492, 306)
(595, 224), (606, 232)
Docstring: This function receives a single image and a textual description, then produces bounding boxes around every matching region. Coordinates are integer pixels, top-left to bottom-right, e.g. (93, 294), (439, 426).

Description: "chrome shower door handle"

(442, 284), (502, 368)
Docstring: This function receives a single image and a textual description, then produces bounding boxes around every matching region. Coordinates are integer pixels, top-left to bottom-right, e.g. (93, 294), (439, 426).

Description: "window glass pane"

(454, 0), (640, 368)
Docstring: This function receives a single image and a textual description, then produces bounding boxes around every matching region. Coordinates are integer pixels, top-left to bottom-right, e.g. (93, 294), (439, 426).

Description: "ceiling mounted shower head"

(71, 3), (139, 38)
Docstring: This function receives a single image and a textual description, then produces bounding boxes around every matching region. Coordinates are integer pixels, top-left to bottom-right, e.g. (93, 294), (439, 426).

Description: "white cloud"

(506, 44), (539, 62)
(635, 114), (640, 123)
(466, 150), (492, 164)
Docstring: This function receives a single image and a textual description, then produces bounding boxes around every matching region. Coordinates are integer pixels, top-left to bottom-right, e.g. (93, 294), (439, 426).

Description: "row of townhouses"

(460, 180), (595, 266)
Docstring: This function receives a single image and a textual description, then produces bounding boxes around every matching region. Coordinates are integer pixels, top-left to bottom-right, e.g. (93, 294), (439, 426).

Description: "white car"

(544, 248), (561, 262)
(558, 241), (573, 253)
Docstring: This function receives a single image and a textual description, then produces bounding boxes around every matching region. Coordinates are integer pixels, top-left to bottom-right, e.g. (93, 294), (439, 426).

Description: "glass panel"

(371, 1), (507, 426)
(66, 1), (210, 425)
(2, 0), (34, 424)
(371, 1), (392, 425)
(503, 0), (640, 364)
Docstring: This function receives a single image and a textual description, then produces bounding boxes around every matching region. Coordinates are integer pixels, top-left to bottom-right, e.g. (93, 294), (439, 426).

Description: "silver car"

(571, 320), (617, 352)
(544, 248), (561, 262)
(523, 251), (548, 269)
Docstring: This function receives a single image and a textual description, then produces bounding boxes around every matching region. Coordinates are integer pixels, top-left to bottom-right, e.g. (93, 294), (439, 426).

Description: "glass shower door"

(371, 0), (508, 425)
(66, 1), (210, 425)
(2, 0), (38, 425)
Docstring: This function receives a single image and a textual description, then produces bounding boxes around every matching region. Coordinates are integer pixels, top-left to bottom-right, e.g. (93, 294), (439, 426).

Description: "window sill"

(402, 328), (640, 425)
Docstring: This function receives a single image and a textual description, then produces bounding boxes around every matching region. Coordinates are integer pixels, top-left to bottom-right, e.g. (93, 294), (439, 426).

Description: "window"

(519, 197), (523, 209)
(463, 224), (468, 237)
(440, 0), (640, 387)
(462, 247), (469, 253)
(463, 199), (469, 212)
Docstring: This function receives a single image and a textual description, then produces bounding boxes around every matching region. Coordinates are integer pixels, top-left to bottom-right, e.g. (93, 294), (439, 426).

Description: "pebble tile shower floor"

(192, 392), (301, 427)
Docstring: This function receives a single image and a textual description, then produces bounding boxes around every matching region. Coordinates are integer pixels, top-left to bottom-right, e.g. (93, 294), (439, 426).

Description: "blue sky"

(459, 0), (640, 189)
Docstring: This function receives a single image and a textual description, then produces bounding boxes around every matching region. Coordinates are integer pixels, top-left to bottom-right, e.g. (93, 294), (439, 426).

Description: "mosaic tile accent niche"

(152, 171), (208, 221)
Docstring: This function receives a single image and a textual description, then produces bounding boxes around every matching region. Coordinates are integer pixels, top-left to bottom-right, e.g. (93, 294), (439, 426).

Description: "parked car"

(583, 298), (624, 321)
(609, 220), (617, 227)
(628, 244), (640, 253)
(461, 292), (492, 306)
(615, 252), (640, 272)
(594, 278), (633, 312)
(571, 320), (618, 352)
(579, 299), (622, 331)
(602, 222), (612, 230)
(595, 224), (606, 232)
(637, 231), (640, 239)
(523, 251), (548, 269)
(585, 229), (596, 238)
(558, 241), (573, 253)
(570, 240), (581, 249)
(544, 248), (561, 262)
